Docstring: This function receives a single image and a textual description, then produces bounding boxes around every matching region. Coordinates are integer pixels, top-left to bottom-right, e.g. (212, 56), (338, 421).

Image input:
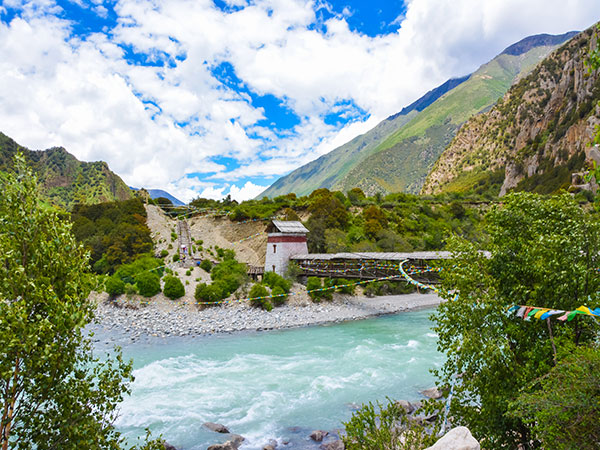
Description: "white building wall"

(264, 235), (308, 276)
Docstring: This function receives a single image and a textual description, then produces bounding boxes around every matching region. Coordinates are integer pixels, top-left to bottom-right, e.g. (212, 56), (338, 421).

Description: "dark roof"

(269, 220), (309, 234)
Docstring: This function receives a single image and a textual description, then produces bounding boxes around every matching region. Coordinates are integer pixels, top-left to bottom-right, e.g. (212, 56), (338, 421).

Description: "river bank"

(90, 291), (442, 343)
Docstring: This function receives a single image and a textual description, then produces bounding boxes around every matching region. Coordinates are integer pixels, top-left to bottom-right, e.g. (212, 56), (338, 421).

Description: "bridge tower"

(264, 220), (309, 276)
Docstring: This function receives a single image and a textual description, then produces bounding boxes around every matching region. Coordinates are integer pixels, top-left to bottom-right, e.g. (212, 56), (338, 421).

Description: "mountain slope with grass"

(0, 132), (133, 209)
(422, 25), (600, 197)
(260, 31), (577, 198)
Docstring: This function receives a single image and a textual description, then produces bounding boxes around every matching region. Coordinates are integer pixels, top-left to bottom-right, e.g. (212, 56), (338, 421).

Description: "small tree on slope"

(433, 193), (600, 449)
(0, 154), (158, 450)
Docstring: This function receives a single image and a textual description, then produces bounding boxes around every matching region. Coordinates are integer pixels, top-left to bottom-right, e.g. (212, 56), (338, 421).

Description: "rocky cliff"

(422, 26), (600, 196)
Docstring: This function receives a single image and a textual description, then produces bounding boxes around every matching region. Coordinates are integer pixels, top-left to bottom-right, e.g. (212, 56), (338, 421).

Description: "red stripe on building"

(267, 235), (307, 243)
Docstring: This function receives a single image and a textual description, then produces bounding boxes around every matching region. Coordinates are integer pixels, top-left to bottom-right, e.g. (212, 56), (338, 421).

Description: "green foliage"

(105, 276), (125, 296)
(271, 286), (287, 306)
(0, 153), (157, 449)
(200, 259), (212, 272)
(510, 345), (600, 449)
(135, 272), (161, 297)
(159, 249), (168, 258)
(433, 192), (600, 448)
(194, 258), (248, 304)
(249, 283), (272, 310)
(163, 276), (185, 300)
(114, 255), (163, 285)
(334, 278), (355, 295)
(262, 271), (292, 293)
(71, 198), (153, 274)
(306, 277), (324, 302)
(363, 281), (414, 297)
(306, 277), (332, 301)
(172, 254), (180, 262)
(195, 283), (222, 304)
(343, 398), (437, 450)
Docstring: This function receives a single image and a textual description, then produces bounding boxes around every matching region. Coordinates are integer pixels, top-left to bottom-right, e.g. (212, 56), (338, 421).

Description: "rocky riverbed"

(89, 291), (442, 343)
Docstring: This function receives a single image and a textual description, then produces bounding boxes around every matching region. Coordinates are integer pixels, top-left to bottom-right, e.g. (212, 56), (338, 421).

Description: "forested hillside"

(423, 25), (600, 196)
(0, 132), (132, 209)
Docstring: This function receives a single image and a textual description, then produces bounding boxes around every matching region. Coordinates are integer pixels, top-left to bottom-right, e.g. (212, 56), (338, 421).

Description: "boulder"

(263, 446), (276, 450)
(207, 443), (236, 450)
(420, 387), (443, 399)
(161, 441), (177, 450)
(424, 426), (480, 450)
(320, 439), (345, 450)
(203, 422), (230, 434)
(309, 430), (329, 442)
(229, 435), (246, 448)
(395, 400), (415, 414)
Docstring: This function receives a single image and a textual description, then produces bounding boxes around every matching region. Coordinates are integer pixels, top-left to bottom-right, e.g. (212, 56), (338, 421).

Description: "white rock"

(424, 427), (480, 450)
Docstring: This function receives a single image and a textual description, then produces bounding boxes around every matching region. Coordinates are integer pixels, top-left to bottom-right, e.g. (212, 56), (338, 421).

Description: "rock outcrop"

(425, 426), (480, 450)
(423, 24), (600, 197)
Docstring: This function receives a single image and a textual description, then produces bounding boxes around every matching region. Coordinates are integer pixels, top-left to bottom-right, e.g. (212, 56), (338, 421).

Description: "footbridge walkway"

(290, 251), (455, 283)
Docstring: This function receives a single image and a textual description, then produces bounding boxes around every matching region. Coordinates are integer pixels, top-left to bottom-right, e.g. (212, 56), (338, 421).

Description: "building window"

(272, 265), (276, 272)
(273, 244), (277, 253)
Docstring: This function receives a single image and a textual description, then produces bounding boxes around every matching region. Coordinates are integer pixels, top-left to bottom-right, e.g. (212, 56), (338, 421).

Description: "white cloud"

(0, 0), (599, 200)
(229, 181), (270, 201)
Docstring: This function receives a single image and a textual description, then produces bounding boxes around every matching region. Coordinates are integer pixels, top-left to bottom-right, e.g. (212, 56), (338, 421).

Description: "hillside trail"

(144, 204), (267, 267)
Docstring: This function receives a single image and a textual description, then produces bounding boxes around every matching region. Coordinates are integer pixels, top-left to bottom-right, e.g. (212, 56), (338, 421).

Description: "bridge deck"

(290, 251), (454, 262)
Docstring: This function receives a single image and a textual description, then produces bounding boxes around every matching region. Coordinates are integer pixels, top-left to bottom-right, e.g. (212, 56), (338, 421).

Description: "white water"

(98, 310), (442, 449)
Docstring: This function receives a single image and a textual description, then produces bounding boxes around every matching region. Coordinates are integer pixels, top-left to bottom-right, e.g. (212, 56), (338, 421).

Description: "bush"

(163, 276), (185, 300)
(263, 271), (292, 293)
(195, 283), (223, 304)
(124, 283), (137, 295)
(172, 254), (180, 262)
(510, 346), (600, 450)
(335, 278), (355, 295)
(105, 276), (125, 296)
(343, 398), (437, 450)
(271, 285), (287, 306)
(185, 269), (191, 276)
(135, 271), (161, 297)
(114, 255), (163, 285)
(306, 277), (324, 302)
(249, 283), (272, 310)
(200, 259), (212, 272)
(159, 249), (168, 258)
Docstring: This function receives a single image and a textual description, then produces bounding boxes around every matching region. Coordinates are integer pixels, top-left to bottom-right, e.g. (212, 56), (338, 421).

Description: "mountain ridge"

(260, 31), (578, 198)
(0, 132), (133, 209)
(422, 25), (599, 196)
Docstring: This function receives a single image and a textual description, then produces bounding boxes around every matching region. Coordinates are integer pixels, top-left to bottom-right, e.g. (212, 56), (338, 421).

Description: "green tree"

(433, 192), (600, 448)
(163, 276), (185, 300)
(510, 345), (600, 449)
(0, 154), (151, 449)
(135, 271), (161, 297)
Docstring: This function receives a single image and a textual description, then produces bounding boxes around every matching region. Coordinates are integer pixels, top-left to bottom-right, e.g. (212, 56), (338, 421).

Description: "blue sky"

(0, 0), (599, 202)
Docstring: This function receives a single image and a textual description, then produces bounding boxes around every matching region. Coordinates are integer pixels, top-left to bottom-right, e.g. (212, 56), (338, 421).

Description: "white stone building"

(264, 220), (309, 276)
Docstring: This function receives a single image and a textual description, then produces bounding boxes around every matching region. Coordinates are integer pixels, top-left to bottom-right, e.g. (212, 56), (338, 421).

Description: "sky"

(1, 1), (599, 203)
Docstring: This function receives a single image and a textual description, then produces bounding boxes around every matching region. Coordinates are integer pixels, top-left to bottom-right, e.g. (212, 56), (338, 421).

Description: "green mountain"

(0, 132), (133, 209)
(422, 25), (600, 197)
(260, 32), (577, 198)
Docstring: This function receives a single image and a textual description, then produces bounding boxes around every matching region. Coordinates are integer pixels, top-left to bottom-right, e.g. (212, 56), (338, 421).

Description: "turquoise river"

(96, 309), (442, 449)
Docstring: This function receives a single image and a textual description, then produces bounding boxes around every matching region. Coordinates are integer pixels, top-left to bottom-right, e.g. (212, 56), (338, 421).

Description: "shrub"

(163, 276), (185, 300)
(249, 283), (272, 310)
(105, 276), (125, 296)
(343, 398), (437, 450)
(195, 283), (223, 304)
(170, 232), (177, 242)
(200, 259), (212, 272)
(124, 283), (137, 295)
(172, 254), (180, 262)
(160, 249), (169, 258)
(135, 271), (161, 297)
(263, 271), (292, 293)
(185, 269), (191, 276)
(271, 285), (287, 306)
(306, 277), (323, 302)
(335, 278), (355, 295)
(114, 255), (163, 284)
